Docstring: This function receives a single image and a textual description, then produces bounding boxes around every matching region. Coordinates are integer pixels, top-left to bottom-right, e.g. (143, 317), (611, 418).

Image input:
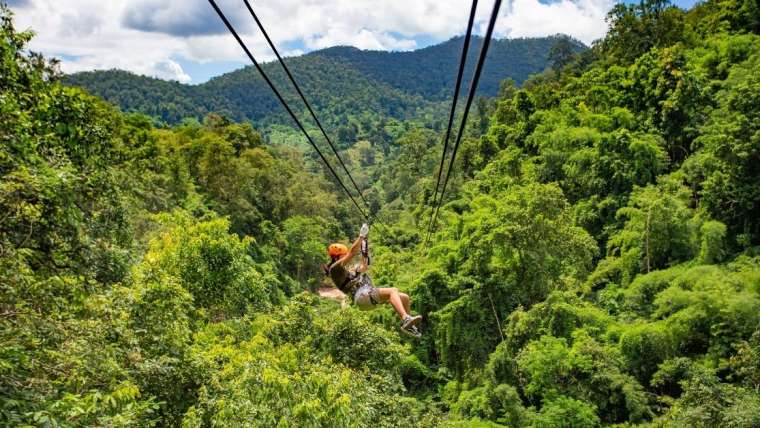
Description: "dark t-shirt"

(329, 262), (357, 294)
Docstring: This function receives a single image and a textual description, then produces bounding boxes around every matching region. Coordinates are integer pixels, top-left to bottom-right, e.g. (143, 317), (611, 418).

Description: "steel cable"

(424, 0), (479, 247)
(207, 0), (370, 222)
(242, 0), (373, 213)
(426, 0), (503, 248)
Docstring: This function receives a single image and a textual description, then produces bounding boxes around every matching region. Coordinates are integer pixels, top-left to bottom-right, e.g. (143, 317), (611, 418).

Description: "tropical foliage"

(2, 0), (760, 426)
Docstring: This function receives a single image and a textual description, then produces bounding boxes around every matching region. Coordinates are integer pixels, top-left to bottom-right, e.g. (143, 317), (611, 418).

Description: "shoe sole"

(409, 316), (422, 328)
(400, 326), (422, 338)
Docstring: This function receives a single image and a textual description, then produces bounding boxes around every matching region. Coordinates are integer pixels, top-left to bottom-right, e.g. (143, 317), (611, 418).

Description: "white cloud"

(495, 0), (614, 43)
(8, 0), (613, 83)
(9, 0), (194, 82)
(153, 60), (192, 83)
(121, 0), (253, 36)
(304, 27), (417, 51)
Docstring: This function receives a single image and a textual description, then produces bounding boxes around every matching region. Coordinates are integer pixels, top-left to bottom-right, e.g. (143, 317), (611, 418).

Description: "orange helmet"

(327, 243), (348, 258)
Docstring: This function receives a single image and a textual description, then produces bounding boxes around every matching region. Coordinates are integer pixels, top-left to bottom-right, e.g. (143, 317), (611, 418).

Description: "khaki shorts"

(353, 276), (380, 310)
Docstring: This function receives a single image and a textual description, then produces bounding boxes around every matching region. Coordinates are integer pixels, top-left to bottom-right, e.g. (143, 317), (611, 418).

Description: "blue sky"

(9, 0), (701, 84)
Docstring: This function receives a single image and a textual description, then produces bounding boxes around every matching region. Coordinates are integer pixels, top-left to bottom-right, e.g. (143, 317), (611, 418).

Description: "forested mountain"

(65, 35), (577, 129)
(309, 36), (581, 100)
(3, 0), (760, 427)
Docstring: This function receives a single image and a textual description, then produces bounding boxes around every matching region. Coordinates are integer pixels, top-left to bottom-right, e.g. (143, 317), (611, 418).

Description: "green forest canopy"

(2, 0), (760, 426)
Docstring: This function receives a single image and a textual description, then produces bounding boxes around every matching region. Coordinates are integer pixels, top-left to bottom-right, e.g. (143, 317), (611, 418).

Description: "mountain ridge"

(65, 35), (584, 128)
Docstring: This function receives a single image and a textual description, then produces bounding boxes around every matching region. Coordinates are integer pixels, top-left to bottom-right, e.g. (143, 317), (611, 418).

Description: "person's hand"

(359, 223), (369, 238)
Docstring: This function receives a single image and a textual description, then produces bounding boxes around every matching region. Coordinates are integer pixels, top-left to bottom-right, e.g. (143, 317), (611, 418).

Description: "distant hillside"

(65, 35), (584, 129)
(312, 35), (583, 99)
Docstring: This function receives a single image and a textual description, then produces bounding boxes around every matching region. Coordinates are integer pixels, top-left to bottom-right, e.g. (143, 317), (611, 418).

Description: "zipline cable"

(424, 0), (478, 248)
(241, 0), (392, 234)
(425, 0), (503, 248)
(241, 0), (375, 217)
(207, 0), (370, 222)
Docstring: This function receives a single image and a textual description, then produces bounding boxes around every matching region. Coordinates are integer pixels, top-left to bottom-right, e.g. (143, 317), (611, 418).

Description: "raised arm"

(336, 234), (363, 267)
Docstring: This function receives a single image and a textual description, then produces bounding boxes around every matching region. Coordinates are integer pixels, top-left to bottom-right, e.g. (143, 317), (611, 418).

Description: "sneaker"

(401, 315), (422, 330)
(400, 324), (422, 338)
(409, 325), (422, 338)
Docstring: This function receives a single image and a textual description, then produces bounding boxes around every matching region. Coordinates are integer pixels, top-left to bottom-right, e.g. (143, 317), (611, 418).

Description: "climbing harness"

(361, 238), (370, 266)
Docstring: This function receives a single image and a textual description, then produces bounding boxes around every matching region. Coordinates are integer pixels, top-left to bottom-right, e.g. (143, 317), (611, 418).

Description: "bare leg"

(377, 287), (409, 320)
(400, 293), (411, 315)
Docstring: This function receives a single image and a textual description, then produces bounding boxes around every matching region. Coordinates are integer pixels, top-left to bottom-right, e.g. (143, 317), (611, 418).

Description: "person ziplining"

(324, 223), (423, 338)
(208, 0), (501, 341)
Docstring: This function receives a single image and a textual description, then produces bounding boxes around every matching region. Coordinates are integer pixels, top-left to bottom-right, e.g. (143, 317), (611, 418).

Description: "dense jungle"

(1, 0), (760, 426)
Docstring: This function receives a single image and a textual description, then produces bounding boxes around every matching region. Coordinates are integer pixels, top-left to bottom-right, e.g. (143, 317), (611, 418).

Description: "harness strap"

(361, 238), (370, 266)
